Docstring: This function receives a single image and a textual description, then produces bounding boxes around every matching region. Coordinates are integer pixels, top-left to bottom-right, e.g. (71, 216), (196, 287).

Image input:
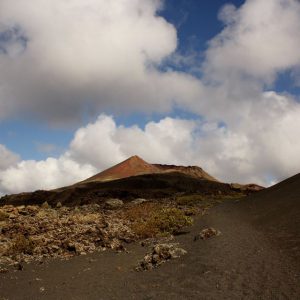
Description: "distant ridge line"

(79, 155), (218, 185)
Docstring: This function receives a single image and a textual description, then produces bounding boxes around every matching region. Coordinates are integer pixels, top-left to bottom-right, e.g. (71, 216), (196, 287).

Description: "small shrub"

(123, 202), (159, 222)
(36, 209), (58, 219)
(41, 201), (51, 209)
(149, 207), (193, 234)
(70, 213), (100, 224)
(125, 203), (193, 238)
(176, 194), (204, 206)
(211, 193), (245, 203)
(182, 207), (198, 216)
(8, 234), (35, 255)
(0, 210), (9, 221)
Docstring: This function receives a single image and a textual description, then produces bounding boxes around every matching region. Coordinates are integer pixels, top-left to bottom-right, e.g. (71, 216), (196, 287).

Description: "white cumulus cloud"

(0, 0), (203, 123)
(0, 156), (96, 195)
(0, 145), (20, 170)
(1, 103), (300, 195)
(1, 0), (300, 194)
(206, 0), (300, 84)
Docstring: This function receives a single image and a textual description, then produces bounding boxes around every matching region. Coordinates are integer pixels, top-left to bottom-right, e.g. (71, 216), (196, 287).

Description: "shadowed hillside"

(236, 173), (300, 267)
(153, 163), (218, 182)
(0, 172), (244, 207)
(0, 156), (263, 207)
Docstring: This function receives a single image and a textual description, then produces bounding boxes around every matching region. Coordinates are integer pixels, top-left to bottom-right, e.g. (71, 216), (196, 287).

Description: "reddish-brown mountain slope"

(80, 156), (218, 184)
(154, 164), (218, 182)
(81, 156), (160, 183)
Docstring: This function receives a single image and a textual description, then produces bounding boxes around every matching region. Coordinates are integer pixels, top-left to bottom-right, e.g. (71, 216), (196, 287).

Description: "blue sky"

(161, 0), (245, 52)
(1, 0), (300, 193)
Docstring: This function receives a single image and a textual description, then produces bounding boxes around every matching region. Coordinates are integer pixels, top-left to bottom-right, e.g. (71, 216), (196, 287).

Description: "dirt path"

(1, 200), (299, 300)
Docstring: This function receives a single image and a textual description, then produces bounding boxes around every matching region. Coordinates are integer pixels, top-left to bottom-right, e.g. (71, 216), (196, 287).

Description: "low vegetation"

(123, 202), (193, 238)
(7, 234), (35, 256)
(0, 210), (9, 221)
(69, 213), (101, 224)
(0, 189), (249, 268)
(176, 192), (245, 207)
(175, 194), (205, 206)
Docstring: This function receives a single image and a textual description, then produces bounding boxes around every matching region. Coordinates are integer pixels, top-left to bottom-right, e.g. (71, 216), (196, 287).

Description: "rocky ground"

(0, 202), (136, 270)
(0, 197), (200, 272)
(0, 198), (299, 300)
(0, 175), (299, 299)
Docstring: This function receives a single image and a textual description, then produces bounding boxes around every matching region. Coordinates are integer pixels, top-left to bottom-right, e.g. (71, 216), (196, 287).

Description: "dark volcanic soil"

(1, 187), (299, 299)
(1, 172), (243, 207)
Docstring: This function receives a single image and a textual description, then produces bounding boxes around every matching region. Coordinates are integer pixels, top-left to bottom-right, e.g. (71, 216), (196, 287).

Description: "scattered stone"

(194, 227), (221, 241)
(0, 204), (134, 268)
(39, 287), (45, 293)
(8, 213), (17, 219)
(110, 238), (125, 251)
(105, 199), (124, 210)
(136, 243), (187, 271)
(131, 198), (148, 205)
(0, 267), (8, 274)
(18, 210), (29, 216)
(56, 202), (62, 208)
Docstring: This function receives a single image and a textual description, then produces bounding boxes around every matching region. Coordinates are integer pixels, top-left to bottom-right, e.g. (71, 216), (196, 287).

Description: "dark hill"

(1, 156), (262, 207)
(1, 172), (243, 207)
(237, 172), (300, 230)
(234, 173), (300, 266)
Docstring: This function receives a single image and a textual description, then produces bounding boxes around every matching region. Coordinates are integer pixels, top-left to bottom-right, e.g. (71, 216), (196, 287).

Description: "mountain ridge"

(79, 155), (219, 185)
(0, 155), (264, 206)
(80, 155), (160, 184)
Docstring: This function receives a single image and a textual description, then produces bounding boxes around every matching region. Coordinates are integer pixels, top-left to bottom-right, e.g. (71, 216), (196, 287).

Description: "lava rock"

(136, 243), (187, 271)
(105, 199), (124, 210)
(131, 198), (148, 205)
(194, 227), (221, 241)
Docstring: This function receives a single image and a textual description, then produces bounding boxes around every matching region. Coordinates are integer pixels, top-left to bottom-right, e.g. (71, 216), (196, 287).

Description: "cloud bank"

(0, 0), (202, 123)
(1, 0), (300, 194)
(1, 106), (300, 194)
(0, 145), (20, 171)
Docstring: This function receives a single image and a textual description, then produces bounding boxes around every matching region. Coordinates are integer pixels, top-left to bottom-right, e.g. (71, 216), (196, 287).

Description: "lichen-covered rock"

(105, 199), (124, 210)
(131, 198), (148, 205)
(136, 243), (187, 271)
(0, 204), (133, 268)
(194, 227), (221, 241)
(153, 243), (187, 259)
